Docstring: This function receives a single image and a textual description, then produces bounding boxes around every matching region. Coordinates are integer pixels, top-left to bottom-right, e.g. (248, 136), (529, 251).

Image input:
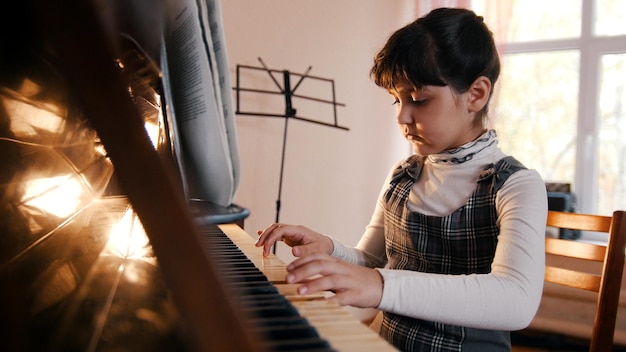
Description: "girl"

(256, 7), (547, 351)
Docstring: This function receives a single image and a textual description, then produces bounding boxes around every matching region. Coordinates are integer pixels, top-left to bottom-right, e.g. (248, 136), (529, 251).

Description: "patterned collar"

(427, 129), (497, 164)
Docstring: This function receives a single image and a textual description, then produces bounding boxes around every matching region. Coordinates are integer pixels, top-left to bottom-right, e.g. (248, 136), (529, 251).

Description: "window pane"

(492, 51), (580, 186)
(598, 53), (626, 215)
(498, 0), (581, 42)
(594, 0), (626, 36)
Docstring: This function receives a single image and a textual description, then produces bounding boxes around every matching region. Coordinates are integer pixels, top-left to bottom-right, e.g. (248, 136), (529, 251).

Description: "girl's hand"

(255, 223), (334, 258)
(286, 253), (384, 308)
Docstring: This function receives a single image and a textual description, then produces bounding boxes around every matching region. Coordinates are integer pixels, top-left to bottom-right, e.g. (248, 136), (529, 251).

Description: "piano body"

(0, 1), (396, 351)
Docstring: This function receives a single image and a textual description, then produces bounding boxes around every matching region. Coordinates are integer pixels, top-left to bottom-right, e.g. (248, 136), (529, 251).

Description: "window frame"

(500, 0), (626, 216)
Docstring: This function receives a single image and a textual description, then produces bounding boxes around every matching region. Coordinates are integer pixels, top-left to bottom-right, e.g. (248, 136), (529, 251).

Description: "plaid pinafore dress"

(379, 155), (526, 352)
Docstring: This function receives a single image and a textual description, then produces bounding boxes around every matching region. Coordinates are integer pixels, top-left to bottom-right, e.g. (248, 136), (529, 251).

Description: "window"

(472, 0), (626, 239)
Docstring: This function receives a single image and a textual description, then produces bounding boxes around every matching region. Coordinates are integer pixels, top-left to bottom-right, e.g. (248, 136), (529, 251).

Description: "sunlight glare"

(23, 176), (85, 218)
(144, 120), (159, 148)
(5, 97), (65, 136)
(105, 208), (153, 261)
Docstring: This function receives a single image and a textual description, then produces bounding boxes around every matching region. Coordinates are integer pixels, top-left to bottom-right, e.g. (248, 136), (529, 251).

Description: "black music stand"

(234, 58), (348, 252)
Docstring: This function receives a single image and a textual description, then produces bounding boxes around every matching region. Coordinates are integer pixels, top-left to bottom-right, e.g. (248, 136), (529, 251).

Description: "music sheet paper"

(161, 0), (240, 207)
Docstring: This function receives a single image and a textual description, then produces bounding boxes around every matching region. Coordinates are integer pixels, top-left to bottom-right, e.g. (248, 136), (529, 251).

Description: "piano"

(0, 1), (396, 351)
(0, 195), (394, 351)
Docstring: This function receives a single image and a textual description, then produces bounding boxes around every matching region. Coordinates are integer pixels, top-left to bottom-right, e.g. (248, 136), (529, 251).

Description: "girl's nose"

(396, 106), (414, 124)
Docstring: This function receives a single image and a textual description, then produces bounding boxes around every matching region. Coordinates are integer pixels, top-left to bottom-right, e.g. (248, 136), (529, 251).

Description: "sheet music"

(161, 0), (240, 206)
(198, 0), (241, 192)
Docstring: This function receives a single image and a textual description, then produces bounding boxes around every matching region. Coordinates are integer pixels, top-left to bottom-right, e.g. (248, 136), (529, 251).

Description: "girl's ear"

(467, 76), (492, 113)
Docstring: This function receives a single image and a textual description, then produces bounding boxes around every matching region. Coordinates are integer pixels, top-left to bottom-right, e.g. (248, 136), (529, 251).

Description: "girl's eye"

(412, 98), (427, 106)
(390, 96), (425, 106)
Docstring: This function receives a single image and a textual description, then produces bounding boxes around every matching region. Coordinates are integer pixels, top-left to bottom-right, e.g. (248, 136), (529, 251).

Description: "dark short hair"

(371, 7), (500, 105)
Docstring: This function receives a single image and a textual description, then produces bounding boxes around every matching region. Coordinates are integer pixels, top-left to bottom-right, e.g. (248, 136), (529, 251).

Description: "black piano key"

(222, 272), (269, 283)
(262, 339), (335, 352)
(244, 303), (301, 319)
(256, 322), (321, 340)
(214, 258), (257, 267)
(227, 281), (280, 296)
(254, 318), (334, 351)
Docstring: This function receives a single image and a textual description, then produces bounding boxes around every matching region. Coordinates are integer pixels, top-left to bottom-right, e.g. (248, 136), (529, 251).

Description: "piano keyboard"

(202, 224), (397, 352)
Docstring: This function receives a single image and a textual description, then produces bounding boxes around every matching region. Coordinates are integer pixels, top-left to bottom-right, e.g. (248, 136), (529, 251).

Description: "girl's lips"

(406, 133), (421, 142)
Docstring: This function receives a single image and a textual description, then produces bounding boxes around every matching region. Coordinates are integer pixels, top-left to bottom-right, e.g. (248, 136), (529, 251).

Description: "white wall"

(221, 0), (414, 262)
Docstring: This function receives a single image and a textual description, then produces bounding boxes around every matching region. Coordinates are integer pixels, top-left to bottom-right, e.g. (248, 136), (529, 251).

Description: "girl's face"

(388, 80), (485, 156)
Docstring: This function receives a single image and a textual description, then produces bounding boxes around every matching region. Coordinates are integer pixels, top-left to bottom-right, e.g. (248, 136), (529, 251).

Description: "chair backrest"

(545, 210), (626, 351)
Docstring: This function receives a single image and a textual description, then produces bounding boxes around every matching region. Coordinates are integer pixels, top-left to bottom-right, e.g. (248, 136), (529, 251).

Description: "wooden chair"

(540, 210), (626, 351)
